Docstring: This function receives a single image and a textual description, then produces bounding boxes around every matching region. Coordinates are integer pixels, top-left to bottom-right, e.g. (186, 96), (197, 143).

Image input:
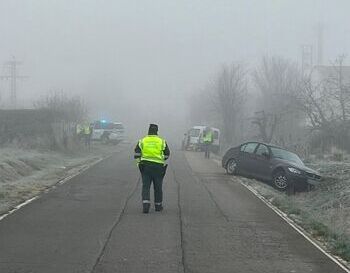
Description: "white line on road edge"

(240, 181), (350, 273)
(0, 156), (107, 223)
(212, 159), (221, 167)
(0, 196), (39, 222)
(212, 155), (349, 271)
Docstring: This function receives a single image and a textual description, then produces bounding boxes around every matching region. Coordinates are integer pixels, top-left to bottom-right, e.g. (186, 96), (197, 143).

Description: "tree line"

(189, 55), (350, 156)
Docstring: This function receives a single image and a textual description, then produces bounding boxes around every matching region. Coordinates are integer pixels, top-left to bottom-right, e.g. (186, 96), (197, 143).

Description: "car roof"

(240, 141), (283, 150)
(192, 126), (220, 131)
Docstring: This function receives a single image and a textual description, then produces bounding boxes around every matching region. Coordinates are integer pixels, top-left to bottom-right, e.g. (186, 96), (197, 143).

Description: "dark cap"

(148, 123), (158, 135)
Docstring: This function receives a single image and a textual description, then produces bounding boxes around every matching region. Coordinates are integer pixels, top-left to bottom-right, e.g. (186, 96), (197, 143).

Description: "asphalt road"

(0, 147), (346, 273)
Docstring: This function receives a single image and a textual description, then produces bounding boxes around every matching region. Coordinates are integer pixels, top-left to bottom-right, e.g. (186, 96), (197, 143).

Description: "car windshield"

(93, 121), (115, 130)
(112, 123), (124, 130)
(189, 129), (200, 137)
(270, 147), (304, 166)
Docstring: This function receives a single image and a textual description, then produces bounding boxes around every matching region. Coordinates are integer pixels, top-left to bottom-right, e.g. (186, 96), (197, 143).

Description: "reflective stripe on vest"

(139, 135), (165, 164)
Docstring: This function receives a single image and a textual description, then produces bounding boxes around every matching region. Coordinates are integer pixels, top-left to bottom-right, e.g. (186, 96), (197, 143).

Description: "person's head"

(148, 124), (158, 135)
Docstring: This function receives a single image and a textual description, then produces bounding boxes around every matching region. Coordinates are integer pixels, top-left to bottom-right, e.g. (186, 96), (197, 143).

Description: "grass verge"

(241, 177), (350, 264)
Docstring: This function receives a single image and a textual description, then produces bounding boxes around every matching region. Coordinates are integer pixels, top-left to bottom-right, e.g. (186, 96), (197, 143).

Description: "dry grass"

(0, 142), (123, 215)
(239, 160), (350, 263)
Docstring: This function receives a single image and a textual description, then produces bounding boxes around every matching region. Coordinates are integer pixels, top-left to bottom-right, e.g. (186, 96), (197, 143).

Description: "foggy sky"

(0, 0), (349, 141)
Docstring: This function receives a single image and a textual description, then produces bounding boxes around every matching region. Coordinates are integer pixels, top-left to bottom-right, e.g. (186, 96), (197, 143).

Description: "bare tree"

(296, 72), (330, 130)
(252, 56), (301, 144)
(210, 63), (247, 144)
(296, 56), (350, 152)
(251, 110), (280, 143)
(326, 55), (350, 123)
(34, 91), (88, 123)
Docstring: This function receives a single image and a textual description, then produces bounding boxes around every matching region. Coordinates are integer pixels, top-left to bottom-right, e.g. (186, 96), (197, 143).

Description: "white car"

(91, 120), (125, 144)
(106, 123), (125, 144)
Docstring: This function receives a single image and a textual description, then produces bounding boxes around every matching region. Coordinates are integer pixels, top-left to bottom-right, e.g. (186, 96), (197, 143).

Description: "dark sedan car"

(222, 142), (321, 191)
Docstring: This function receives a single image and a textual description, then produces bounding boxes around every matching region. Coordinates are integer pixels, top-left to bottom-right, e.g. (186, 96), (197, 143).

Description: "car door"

(237, 142), (258, 175)
(251, 144), (271, 180)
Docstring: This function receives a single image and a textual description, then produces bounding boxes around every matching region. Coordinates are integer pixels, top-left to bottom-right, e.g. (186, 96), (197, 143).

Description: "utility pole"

(0, 56), (27, 108)
(301, 44), (313, 75)
(317, 22), (324, 66)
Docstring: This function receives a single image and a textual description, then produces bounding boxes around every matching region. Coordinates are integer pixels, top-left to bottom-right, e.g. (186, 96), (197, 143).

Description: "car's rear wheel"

(226, 159), (237, 175)
(272, 170), (289, 191)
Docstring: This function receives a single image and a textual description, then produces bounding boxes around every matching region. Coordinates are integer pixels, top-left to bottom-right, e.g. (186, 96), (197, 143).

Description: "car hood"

(274, 159), (320, 175)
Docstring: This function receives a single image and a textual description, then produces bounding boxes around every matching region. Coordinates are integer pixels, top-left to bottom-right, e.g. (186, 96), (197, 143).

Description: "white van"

(210, 127), (220, 153)
(182, 126), (220, 153)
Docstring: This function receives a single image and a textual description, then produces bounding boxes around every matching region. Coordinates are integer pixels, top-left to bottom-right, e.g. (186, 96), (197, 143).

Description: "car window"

(270, 147), (304, 166)
(112, 123), (124, 130)
(240, 144), (247, 152)
(107, 123), (124, 130)
(93, 121), (102, 129)
(255, 144), (269, 156)
(189, 129), (200, 137)
(213, 131), (219, 139)
(242, 143), (258, 154)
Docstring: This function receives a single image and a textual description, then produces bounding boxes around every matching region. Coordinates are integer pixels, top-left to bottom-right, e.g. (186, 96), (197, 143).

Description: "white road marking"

(240, 180), (350, 272)
(212, 158), (221, 166)
(0, 156), (107, 223)
(0, 196), (39, 221)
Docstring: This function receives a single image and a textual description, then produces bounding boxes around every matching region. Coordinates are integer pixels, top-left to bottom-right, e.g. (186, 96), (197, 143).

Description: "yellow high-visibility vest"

(139, 135), (166, 164)
(203, 131), (213, 144)
(83, 125), (91, 135)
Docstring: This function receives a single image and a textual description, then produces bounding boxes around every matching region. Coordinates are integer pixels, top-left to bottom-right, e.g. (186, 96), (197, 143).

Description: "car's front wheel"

(226, 158), (237, 175)
(272, 170), (290, 191)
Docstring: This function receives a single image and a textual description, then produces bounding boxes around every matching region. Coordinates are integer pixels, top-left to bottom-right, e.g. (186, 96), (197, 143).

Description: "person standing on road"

(203, 127), (213, 159)
(134, 124), (170, 214)
(83, 122), (92, 149)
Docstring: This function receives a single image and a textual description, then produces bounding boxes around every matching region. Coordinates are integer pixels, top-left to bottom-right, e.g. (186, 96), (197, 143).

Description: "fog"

(0, 0), (349, 143)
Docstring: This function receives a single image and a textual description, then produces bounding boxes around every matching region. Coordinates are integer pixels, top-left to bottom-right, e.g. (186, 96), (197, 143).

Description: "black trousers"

(204, 143), (211, 158)
(140, 164), (165, 204)
(84, 135), (91, 148)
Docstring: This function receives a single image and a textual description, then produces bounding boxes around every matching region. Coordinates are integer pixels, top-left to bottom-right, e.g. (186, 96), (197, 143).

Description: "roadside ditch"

(211, 153), (350, 267)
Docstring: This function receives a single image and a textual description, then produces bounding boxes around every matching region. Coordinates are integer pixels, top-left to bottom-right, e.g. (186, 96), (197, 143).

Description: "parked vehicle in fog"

(182, 125), (220, 153)
(222, 142), (321, 191)
(91, 120), (125, 144)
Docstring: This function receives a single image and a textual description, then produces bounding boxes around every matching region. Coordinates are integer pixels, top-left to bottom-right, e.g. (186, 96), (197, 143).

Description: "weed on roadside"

(329, 236), (350, 261)
(244, 179), (350, 262)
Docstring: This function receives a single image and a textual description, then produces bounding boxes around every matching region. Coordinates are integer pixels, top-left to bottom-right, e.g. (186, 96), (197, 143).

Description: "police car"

(91, 120), (125, 144)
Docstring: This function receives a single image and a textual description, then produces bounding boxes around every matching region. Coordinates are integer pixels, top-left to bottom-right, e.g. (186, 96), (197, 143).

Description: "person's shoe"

(155, 204), (163, 212)
(143, 203), (150, 213)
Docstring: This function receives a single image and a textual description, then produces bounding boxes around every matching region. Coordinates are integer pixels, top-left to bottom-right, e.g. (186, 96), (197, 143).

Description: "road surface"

(0, 146), (346, 273)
